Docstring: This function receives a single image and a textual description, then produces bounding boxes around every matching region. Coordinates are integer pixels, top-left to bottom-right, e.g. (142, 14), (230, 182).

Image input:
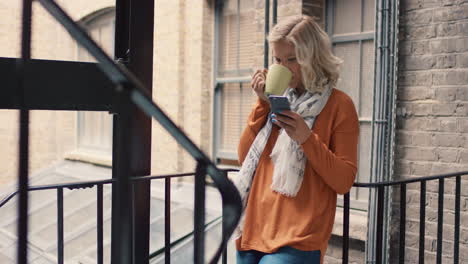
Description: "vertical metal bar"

(165, 177), (171, 264)
(264, 0), (270, 68)
(419, 181), (426, 264)
(97, 184), (104, 264)
(236, 0), (240, 74)
(436, 179), (444, 264)
(111, 0), (154, 263)
(325, 0), (335, 34)
(399, 184), (406, 264)
(17, 0), (32, 263)
(128, 1), (154, 263)
(212, 1), (222, 161)
(272, 0), (277, 25)
(342, 192), (350, 264)
(111, 87), (134, 264)
(454, 176), (460, 264)
(114, 0), (130, 61)
(222, 170), (228, 264)
(376, 186), (385, 264)
(194, 162), (207, 264)
(111, 1), (131, 262)
(57, 188), (64, 264)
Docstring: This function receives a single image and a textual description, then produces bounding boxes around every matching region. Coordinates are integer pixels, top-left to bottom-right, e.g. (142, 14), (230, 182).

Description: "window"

(214, 0), (257, 164)
(76, 9), (115, 158)
(326, 0), (375, 210)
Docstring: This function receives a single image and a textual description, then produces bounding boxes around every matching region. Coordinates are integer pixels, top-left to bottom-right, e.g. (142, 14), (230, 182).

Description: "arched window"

(76, 8), (115, 159)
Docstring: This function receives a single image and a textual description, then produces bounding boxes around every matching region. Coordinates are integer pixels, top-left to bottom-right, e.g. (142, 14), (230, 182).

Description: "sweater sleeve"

(300, 98), (359, 194)
(237, 99), (270, 165)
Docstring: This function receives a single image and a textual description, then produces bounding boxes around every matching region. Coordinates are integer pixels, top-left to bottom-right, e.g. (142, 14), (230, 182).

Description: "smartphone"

(268, 95), (291, 114)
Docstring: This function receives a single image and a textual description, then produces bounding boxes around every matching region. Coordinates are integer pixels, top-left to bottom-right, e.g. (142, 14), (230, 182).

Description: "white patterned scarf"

(232, 86), (333, 239)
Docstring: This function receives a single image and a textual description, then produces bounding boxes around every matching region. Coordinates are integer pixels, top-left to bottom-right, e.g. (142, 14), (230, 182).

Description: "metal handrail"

(0, 170), (230, 262)
(218, 169), (467, 264)
(353, 170), (468, 187)
(2, 168), (465, 263)
(0, 178), (115, 208)
(34, 0), (241, 263)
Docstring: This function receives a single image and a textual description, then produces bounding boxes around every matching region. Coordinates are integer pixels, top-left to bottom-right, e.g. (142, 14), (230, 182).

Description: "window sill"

(65, 150), (112, 168)
(332, 207), (368, 241)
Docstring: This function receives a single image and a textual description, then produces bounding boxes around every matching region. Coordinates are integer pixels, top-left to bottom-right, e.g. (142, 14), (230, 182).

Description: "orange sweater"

(236, 88), (359, 261)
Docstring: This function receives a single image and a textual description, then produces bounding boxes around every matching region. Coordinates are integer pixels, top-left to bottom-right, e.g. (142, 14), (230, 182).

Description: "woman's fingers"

(276, 116), (295, 129)
(277, 110), (299, 119)
(251, 69), (269, 102)
(252, 77), (263, 92)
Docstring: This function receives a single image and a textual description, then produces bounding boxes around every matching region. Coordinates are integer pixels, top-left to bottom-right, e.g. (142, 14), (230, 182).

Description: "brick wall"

(393, 0), (468, 262)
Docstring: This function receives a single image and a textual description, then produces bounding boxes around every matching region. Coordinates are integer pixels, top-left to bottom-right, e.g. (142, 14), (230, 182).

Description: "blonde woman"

(234, 16), (359, 264)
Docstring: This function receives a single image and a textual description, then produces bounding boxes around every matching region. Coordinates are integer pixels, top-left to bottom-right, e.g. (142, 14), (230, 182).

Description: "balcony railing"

(1, 169), (466, 263)
(0, 170), (233, 263)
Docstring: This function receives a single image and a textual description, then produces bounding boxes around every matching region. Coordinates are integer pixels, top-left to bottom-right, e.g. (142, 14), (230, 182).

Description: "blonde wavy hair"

(268, 16), (341, 93)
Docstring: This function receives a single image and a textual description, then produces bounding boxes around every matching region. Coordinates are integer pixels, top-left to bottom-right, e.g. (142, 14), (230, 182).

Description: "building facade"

(0, 0), (466, 262)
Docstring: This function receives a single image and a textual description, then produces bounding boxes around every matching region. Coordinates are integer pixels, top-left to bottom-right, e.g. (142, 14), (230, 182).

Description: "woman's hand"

(271, 111), (311, 144)
(251, 69), (269, 102)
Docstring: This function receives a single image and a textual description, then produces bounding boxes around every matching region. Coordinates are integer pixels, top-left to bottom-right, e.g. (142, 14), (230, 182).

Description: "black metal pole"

(399, 184), (406, 264)
(128, 0), (154, 263)
(111, 0), (133, 262)
(436, 179), (444, 264)
(376, 186), (385, 264)
(112, 86), (134, 264)
(272, 0), (277, 25)
(111, 0), (154, 263)
(264, 0), (270, 68)
(17, 0), (32, 263)
(57, 188), (64, 264)
(165, 177), (171, 263)
(194, 162), (207, 264)
(342, 192), (350, 264)
(222, 170), (228, 264)
(419, 181), (426, 264)
(97, 184), (104, 264)
(454, 176), (460, 264)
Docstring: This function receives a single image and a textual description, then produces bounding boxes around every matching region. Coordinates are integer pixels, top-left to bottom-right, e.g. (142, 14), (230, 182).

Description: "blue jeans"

(236, 246), (321, 264)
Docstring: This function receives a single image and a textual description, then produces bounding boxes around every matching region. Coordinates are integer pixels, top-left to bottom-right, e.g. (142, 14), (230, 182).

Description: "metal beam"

(111, 0), (154, 263)
(128, 0), (154, 263)
(0, 58), (114, 111)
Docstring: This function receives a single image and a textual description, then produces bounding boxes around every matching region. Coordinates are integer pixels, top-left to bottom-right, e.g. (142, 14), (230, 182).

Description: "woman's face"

(272, 40), (304, 93)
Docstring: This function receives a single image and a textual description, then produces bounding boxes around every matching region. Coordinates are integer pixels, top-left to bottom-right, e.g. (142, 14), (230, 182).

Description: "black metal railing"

(0, 178), (114, 263)
(2, 169), (465, 263)
(0, 170), (236, 264)
(341, 171), (467, 264)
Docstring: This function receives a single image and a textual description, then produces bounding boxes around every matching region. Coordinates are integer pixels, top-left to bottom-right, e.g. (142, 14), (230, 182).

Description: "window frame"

(75, 8), (116, 159)
(212, 0), (255, 165)
(326, 0), (377, 211)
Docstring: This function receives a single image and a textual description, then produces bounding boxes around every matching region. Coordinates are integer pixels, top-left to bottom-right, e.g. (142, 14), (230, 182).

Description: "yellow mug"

(264, 64), (292, 96)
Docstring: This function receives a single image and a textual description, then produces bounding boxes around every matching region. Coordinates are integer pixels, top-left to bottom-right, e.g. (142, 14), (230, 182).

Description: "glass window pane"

(333, 0), (362, 35)
(357, 122), (371, 201)
(329, 0), (376, 210)
(334, 42), (361, 111)
(218, 0), (255, 77)
(363, 0), (375, 32)
(76, 11), (115, 156)
(220, 83), (256, 155)
(360, 40), (375, 119)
